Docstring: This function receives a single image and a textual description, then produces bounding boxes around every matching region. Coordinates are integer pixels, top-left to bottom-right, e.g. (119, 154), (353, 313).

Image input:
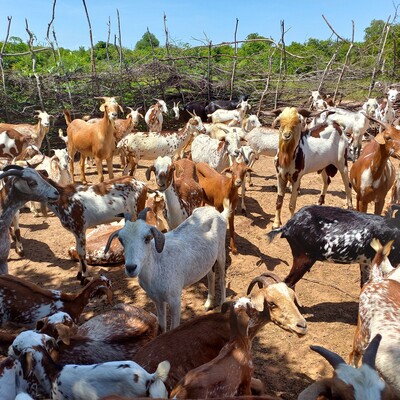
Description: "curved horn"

(137, 207), (151, 221)
(115, 212), (132, 222)
(260, 272), (282, 283)
(310, 345), (346, 369)
(362, 334), (382, 369)
(247, 275), (271, 294)
(126, 106), (133, 112)
(361, 112), (390, 131)
(104, 229), (122, 254)
(0, 166), (24, 180)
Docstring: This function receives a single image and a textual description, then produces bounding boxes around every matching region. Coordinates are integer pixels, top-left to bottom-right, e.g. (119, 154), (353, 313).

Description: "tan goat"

(64, 99), (120, 184)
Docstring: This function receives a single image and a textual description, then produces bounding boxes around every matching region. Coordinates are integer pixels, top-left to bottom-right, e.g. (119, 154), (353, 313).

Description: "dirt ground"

(5, 150), (377, 399)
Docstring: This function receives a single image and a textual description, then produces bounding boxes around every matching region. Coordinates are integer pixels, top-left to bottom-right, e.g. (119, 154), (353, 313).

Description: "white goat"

(104, 205), (229, 332)
(0, 166), (59, 274)
(145, 99), (168, 132)
(376, 88), (399, 126)
(191, 130), (242, 172)
(172, 101), (180, 120)
(362, 98), (380, 117)
(18, 345), (170, 399)
(207, 99), (250, 125)
(117, 115), (205, 175)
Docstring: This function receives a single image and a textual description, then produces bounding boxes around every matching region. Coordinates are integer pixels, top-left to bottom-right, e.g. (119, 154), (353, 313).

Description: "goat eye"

(268, 301), (277, 309)
(28, 180), (38, 188)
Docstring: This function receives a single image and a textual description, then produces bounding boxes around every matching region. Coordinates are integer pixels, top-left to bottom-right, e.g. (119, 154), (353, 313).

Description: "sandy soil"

(5, 150), (375, 399)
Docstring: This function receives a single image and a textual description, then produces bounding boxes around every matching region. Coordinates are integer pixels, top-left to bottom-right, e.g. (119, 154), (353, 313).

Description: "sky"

(0, 0), (398, 51)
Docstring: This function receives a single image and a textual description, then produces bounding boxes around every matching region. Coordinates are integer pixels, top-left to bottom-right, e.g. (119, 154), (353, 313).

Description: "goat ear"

(99, 103), (106, 112)
(221, 301), (233, 314)
(56, 324), (72, 345)
(20, 351), (33, 380)
(150, 226), (165, 253)
(250, 291), (265, 312)
(104, 229), (121, 254)
(145, 165), (156, 181)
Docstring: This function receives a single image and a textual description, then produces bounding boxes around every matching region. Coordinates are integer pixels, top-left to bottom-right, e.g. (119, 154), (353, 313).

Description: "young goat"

(266, 204), (400, 288)
(0, 274), (112, 327)
(299, 334), (395, 400)
(350, 117), (400, 214)
(146, 156), (203, 230)
(145, 99), (168, 132)
(45, 175), (147, 283)
(170, 298), (256, 398)
(196, 159), (252, 254)
(133, 273), (307, 394)
(105, 205), (229, 332)
(18, 345), (170, 399)
(0, 165), (59, 274)
(349, 239), (400, 397)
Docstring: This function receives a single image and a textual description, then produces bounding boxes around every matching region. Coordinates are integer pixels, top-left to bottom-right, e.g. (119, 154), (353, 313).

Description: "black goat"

(205, 94), (249, 115)
(181, 101), (208, 122)
(266, 205), (400, 288)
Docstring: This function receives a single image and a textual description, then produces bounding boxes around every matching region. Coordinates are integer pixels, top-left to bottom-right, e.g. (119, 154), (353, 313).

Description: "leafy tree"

(135, 32), (160, 50)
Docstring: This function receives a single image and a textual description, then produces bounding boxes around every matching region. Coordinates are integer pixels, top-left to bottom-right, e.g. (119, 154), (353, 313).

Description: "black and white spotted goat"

(266, 204), (400, 288)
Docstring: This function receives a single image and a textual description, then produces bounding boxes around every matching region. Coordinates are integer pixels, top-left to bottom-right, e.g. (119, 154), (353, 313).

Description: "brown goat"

(170, 299), (254, 398)
(0, 275), (112, 328)
(64, 100), (118, 184)
(350, 117), (400, 214)
(196, 159), (251, 254)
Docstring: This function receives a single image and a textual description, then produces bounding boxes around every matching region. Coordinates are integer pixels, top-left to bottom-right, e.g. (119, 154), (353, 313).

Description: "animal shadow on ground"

(300, 301), (358, 325)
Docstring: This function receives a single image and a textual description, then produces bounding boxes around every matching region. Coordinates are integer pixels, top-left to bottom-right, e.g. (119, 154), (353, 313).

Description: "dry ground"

(5, 149), (382, 399)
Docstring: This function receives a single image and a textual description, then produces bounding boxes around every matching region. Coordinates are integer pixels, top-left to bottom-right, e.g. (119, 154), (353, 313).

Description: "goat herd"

(0, 88), (400, 400)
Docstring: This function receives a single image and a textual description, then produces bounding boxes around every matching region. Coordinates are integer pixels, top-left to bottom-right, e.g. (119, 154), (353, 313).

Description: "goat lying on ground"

(105, 205), (229, 332)
(0, 274), (112, 327)
(299, 334), (395, 400)
(46, 175), (147, 283)
(349, 239), (400, 397)
(0, 165), (59, 274)
(170, 298), (256, 398)
(133, 273), (307, 393)
(266, 204), (400, 288)
(18, 344), (170, 399)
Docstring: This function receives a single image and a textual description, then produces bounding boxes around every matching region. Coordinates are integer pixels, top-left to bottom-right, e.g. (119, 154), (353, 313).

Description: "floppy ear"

(56, 324), (73, 345)
(20, 351), (34, 380)
(146, 165), (156, 181)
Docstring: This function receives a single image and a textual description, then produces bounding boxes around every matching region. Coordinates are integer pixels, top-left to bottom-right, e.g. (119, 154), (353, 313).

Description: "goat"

(299, 334), (395, 400)
(47, 303), (159, 365)
(146, 156), (203, 230)
(105, 205), (229, 332)
(196, 159), (251, 254)
(265, 204), (400, 288)
(0, 165), (59, 274)
(207, 99), (250, 125)
(191, 130), (242, 172)
(68, 191), (168, 265)
(117, 114), (205, 175)
(350, 117), (400, 214)
(170, 298), (256, 398)
(133, 273), (307, 394)
(244, 126), (279, 158)
(362, 98), (380, 117)
(271, 107), (353, 228)
(376, 88), (399, 126)
(172, 101), (180, 120)
(64, 98), (119, 184)
(0, 331), (58, 400)
(349, 239), (400, 397)
(0, 274), (112, 327)
(145, 99), (168, 132)
(45, 175), (147, 282)
(236, 145), (257, 213)
(18, 344), (170, 399)
(0, 129), (36, 160)
(205, 94), (249, 115)
(0, 110), (53, 150)
(181, 100), (208, 122)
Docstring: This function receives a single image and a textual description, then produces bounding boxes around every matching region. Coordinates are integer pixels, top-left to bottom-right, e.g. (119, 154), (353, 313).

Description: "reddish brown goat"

(350, 117), (400, 214)
(0, 275), (112, 328)
(170, 299), (255, 399)
(196, 159), (251, 254)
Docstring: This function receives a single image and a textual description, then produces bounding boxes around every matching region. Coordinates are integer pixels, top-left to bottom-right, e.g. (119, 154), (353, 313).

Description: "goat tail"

(265, 227), (283, 246)
(63, 109), (72, 126)
(221, 197), (232, 222)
